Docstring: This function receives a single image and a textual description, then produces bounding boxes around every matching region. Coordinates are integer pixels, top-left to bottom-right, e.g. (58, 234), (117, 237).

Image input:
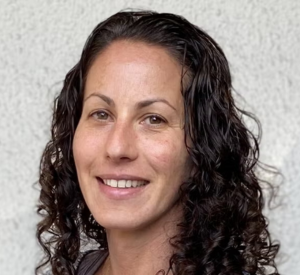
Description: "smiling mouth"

(97, 177), (149, 188)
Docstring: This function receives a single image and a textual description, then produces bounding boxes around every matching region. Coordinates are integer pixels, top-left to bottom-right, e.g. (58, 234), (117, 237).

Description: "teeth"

(118, 180), (126, 188)
(111, 179), (117, 188)
(125, 180), (131, 187)
(103, 179), (147, 188)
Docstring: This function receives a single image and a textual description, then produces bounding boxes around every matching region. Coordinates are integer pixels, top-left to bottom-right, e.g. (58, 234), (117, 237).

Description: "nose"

(105, 121), (138, 162)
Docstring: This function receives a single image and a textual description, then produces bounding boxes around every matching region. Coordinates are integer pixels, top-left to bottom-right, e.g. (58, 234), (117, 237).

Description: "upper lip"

(97, 174), (149, 182)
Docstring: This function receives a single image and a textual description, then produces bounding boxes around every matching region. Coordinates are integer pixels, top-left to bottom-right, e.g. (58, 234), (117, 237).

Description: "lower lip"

(97, 178), (149, 200)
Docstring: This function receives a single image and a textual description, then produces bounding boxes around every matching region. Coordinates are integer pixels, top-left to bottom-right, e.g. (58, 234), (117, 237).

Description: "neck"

(101, 206), (182, 275)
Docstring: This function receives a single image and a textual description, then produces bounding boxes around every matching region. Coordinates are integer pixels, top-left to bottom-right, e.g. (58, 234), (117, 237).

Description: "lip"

(97, 177), (149, 200)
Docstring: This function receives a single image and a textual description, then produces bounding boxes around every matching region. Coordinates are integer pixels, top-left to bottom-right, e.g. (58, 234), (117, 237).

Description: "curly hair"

(36, 10), (280, 275)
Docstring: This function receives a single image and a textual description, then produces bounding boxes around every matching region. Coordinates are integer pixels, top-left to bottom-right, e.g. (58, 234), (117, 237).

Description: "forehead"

(84, 40), (183, 101)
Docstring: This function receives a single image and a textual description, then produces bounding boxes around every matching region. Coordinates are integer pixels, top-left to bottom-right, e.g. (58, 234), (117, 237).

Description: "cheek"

(73, 126), (99, 169)
(154, 144), (172, 166)
(144, 137), (185, 172)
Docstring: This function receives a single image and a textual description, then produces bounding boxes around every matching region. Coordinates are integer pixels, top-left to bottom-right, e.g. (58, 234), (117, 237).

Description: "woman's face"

(73, 40), (191, 231)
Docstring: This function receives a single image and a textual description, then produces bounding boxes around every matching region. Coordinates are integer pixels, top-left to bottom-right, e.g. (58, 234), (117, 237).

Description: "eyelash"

(91, 110), (110, 121)
(143, 115), (166, 125)
(90, 110), (167, 126)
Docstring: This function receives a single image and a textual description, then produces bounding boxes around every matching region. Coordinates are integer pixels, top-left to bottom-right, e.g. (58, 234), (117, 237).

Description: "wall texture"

(0, 0), (299, 274)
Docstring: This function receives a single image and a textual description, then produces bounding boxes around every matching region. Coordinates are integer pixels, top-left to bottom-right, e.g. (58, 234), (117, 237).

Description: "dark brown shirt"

(76, 250), (251, 275)
(76, 250), (108, 275)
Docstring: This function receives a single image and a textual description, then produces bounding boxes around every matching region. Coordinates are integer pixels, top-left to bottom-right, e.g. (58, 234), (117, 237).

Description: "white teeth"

(111, 179), (117, 188)
(132, 180), (137, 187)
(125, 180), (131, 188)
(118, 180), (126, 188)
(103, 179), (147, 188)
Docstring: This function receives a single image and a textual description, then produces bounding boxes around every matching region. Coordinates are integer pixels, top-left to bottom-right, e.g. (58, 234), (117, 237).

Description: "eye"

(144, 115), (166, 125)
(91, 110), (110, 120)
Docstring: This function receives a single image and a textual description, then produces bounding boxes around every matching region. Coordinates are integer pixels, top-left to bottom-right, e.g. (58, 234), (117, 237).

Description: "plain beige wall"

(0, 0), (299, 274)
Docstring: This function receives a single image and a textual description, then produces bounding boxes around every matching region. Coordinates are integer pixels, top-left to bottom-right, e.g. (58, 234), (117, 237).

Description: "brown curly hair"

(36, 10), (280, 275)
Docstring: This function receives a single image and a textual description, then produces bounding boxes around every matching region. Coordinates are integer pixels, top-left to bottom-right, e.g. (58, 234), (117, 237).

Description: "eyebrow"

(84, 92), (177, 111)
(84, 93), (115, 106)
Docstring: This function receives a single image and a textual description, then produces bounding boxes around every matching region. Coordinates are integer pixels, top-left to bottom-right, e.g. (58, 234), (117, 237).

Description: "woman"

(36, 10), (280, 275)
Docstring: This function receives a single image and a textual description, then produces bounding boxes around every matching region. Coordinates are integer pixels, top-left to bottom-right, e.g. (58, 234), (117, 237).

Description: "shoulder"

(76, 249), (109, 275)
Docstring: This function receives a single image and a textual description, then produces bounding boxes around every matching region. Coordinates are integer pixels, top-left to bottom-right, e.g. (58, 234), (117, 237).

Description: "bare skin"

(99, 206), (182, 275)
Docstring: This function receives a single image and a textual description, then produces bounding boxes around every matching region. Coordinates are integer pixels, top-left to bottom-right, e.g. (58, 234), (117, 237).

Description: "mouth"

(97, 177), (149, 188)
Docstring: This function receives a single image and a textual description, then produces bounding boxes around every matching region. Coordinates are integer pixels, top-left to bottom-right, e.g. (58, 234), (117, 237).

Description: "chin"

(92, 203), (181, 234)
(95, 214), (149, 232)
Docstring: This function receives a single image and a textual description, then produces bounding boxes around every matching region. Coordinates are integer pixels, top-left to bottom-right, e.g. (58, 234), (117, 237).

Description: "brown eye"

(92, 111), (109, 120)
(145, 115), (165, 125)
